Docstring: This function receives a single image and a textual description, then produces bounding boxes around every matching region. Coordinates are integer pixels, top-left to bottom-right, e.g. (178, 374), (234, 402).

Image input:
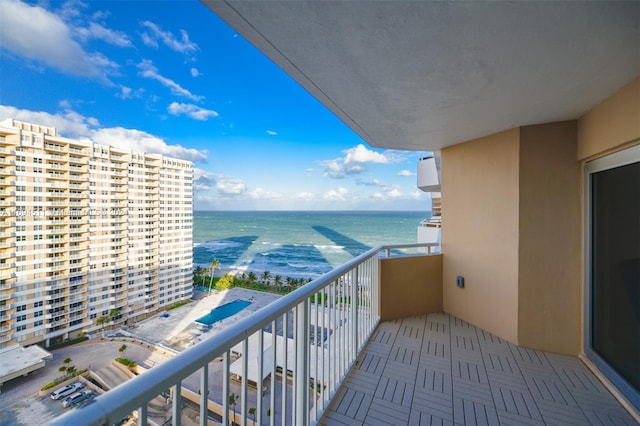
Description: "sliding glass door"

(584, 145), (640, 410)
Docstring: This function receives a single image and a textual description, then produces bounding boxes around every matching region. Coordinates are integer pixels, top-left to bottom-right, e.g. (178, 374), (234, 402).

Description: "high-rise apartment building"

(0, 119), (193, 349)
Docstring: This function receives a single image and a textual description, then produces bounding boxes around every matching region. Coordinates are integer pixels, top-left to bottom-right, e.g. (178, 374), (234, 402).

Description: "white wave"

(199, 240), (241, 251)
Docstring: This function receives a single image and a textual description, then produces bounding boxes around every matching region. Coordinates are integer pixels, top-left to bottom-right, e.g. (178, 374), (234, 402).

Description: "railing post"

(351, 268), (358, 354)
(257, 330), (264, 426)
(241, 338), (248, 426)
(295, 299), (309, 426)
(223, 351), (229, 426)
(200, 363), (208, 426)
(172, 382), (182, 426)
(138, 403), (147, 426)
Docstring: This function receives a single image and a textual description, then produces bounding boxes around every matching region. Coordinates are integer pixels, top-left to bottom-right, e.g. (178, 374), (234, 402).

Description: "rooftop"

(0, 344), (53, 385)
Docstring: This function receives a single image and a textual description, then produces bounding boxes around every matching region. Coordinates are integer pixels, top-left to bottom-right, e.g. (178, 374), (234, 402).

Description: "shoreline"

(195, 265), (318, 283)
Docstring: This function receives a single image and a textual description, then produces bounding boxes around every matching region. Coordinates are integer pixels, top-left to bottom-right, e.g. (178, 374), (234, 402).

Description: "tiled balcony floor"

(321, 313), (637, 426)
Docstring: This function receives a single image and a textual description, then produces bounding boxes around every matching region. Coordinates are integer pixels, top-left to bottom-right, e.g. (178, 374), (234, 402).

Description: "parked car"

(62, 390), (96, 408)
(50, 382), (85, 400)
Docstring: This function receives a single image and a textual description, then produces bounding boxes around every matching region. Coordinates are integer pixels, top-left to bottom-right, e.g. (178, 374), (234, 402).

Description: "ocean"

(193, 211), (429, 279)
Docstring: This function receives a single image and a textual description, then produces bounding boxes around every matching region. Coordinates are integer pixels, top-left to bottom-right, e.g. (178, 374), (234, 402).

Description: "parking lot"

(0, 339), (161, 425)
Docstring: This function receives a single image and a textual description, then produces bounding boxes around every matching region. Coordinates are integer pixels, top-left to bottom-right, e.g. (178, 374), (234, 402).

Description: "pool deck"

(126, 287), (282, 351)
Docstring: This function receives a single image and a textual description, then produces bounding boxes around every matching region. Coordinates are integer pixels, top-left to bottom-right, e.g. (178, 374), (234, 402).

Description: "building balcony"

(49, 243), (637, 425)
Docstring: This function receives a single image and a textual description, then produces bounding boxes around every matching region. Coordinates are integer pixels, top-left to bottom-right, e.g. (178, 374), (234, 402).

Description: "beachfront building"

(0, 118), (193, 352)
(53, 2), (639, 425)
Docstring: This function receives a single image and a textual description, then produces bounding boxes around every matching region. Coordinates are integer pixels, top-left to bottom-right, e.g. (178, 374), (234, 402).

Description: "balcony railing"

(50, 243), (437, 426)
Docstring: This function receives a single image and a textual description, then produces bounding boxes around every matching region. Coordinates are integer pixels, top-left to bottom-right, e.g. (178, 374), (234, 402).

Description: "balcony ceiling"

(203, 1), (639, 151)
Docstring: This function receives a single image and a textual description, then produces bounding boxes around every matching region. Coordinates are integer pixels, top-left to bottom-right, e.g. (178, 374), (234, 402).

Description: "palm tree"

(228, 392), (238, 425)
(201, 268), (209, 288)
(194, 265), (203, 284)
(261, 270), (271, 283)
(60, 357), (73, 378)
(273, 275), (282, 292)
(247, 271), (257, 284)
(109, 308), (120, 326)
(208, 259), (220, 293)
(248, 407), (256, 424)
(119, 344), (127, 358)
(96, 316), (109, 335)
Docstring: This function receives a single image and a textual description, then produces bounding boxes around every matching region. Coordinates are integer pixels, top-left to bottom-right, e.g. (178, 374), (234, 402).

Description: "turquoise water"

(195, 300), (251, 325)
(193, 210), (429, 278)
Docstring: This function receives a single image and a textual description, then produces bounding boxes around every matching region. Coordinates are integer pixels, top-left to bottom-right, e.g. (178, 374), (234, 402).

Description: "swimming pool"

(196, 299), (251, 326)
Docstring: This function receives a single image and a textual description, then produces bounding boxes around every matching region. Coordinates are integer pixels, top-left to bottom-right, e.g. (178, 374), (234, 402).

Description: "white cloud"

(320, 158), (365, 178)
(91, 127), (207, 162)
(320, 144), (391, 178)
(1, 104), (208, 163)
(0, 0), (109, 78)
(387, 188), (403, 198)
(370, 186), (405, 201)
(140, 21), (198, 55)
(190, 68), (201, 77)
(344, 144), (388, 165)
(168, 102), (218, 121)
(356, 178), (386, 188)
(140, 32), (157, 48)
(116, 85), (144, 100)
(324, 187), (348, 201)
(76, 22), (132, 47)
(248, 188), (283, 200)
(193, 168), (217, 191)
(138, 60), (202, 101)
(0, 105), (96, 137)
(216, 178), (246, 196)
(266, 130), (278, 136)
(397, 169), (415, 177)
(296, 192), (316, 201)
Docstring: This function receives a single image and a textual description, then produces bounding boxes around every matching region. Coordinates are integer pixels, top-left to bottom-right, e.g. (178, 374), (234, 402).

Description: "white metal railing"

(50, 243), (436, 426)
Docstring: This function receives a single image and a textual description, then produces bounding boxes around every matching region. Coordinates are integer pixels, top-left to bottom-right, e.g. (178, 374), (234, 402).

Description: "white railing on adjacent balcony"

(50, 243), (437, 426)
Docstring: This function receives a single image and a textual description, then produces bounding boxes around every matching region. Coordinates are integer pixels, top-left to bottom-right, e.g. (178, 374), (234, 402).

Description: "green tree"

(60, 357), (73, 378)
(194, 265), (203, 284)
(216, 274), (234, 290)
(208, 259), (220, 293)
(247, 271), (257, 284)
(273, 275), (282, 292)
(261, 270), (271, 283)
(96, 316), (109, 335)
(109, 308), (120, 323)
(248, 407), (256, 424)
(119, 344), (127, 358)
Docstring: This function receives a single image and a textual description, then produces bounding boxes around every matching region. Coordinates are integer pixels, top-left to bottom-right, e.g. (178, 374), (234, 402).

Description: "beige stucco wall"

(441, 123), (582, 354)
(518, 122), (581, 355)
(441, 128), (520, 343)
(578, 77), (640, 161)
(380, 254), (442, 321)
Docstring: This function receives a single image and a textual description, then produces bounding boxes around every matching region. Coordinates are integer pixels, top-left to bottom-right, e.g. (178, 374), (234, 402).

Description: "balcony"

(50, 244), (635, 426)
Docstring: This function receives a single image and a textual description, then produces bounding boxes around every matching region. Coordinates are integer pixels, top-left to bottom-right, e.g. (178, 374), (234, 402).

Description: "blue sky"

(0, 0), (430, 210)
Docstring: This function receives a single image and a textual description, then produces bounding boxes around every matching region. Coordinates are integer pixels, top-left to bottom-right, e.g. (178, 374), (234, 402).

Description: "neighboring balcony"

(50, 244), (636, 426)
